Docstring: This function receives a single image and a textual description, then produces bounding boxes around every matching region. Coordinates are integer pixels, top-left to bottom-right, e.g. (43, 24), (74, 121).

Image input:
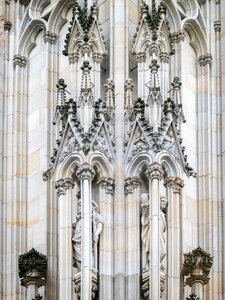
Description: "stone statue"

(72, 197), (104, 271)
(141, 193), (150, 270)
(92, 201), (104, 270)
(160, 196), (167, 272)
(72, 197), (82, 270)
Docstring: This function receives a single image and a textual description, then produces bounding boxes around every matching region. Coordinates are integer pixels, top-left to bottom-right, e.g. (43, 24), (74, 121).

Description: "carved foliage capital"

(69, 52), (79, 64)
(18, 248), (47, 288)
(97, 177), (114, 194)
(92, 52), (103, 63)
(13, 54), (27, 67)
(164, 176), (184, 193)
(55, 178), (74, 196)
(183, 247), (213, 287)
(44, 31), (58, 44)
(125, 176), (142, 194)
(159, 52), (170, 64)
(198, 53), (212, 66)
(4, 21), (12, 31)
(136, 52), (146, 63)
(186, 294), (200, 300)
(214, 21), (221, 32)
(146, 163), (164, 181)
(76, 163), (95, 181)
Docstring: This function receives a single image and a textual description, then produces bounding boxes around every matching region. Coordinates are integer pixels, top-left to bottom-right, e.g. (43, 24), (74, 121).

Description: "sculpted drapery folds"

(141, 193), (168, 272)
(72, 196), (104, 271)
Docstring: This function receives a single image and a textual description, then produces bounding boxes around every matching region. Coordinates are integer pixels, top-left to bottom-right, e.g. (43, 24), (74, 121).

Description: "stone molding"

(164, 176), (184, 193)
(18, 248), (47, 288)
(136, 52), (146, 63)
(76, 163), (95, 181)
(125, 176), (142, 194)
(145, 162), (164, 181)
(44, 31), (58, 44)
(214, 21), (221, 32)
(55, 178), (74, 196)
(4, 20), (12, 31)
(198, 53), (212, 66)
(97, 177), (114, 194)
(182, 246), (213, 287)
(171, 30), (185, 43)
(13, 54), (27, 67)
(159, 52), (170, 64)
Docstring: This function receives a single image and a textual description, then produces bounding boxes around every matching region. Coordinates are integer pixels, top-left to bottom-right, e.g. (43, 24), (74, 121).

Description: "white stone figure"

(141, 193), (150, 270)
(92, 201), (104, 270)
(160, 196), (167, 272)
(72, 198), (82, 270)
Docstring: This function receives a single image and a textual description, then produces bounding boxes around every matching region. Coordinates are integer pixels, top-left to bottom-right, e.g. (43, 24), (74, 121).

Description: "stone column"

(145, 162), (164, 299)
(92, 52), (103, 100)
(76, 163), (95, 300)
(97, 177), (114, 300)
(18, 248), (47, 300)
(55, 178), (74, 300)
(164, 176), (184, 300)
(136, 52), (146, 98)
(159, 52), (170, 100)
(182, 247), (213, 299)
(125, 176), (142, 300)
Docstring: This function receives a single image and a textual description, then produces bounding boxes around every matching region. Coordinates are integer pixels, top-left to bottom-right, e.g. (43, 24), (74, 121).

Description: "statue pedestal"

(74, 271), (98, 299)
(141, 270), (166, 299)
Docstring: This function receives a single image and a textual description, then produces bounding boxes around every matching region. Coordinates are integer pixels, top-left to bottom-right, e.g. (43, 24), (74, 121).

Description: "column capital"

(92, 52), (103, 63)
(145, 162), (164, 180)
(214, 21), (221, 32)
(55, 178), (66, 196)
(164, 176), (184, 193)
(69, 52), (79, 64)
(76, 163), (95, 181)
(198, 53), (212, 67)
(18, 248), (47, 288)
(97, 177), (114, 194)
(171, 30), (185, 43)
(182, 247), (213, 287)
(124, 176), (142, 194)
(136, 52), (146, 63)
(159, 52), (170, 64)
(4, 20), (12, 31)
(43, 31), (58, 44)
(13, 54), (27, 68)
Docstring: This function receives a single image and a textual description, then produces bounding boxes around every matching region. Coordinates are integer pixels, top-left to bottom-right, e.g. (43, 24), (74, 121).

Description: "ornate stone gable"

(132, 0), (175, 56)
(63, 0), (107, 60)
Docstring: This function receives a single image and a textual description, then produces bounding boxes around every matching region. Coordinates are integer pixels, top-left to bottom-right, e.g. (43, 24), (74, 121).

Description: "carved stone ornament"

(55, 178), (74, 196)
(182, 246), (213, 287)
(125, 176), (142, 194)
(60, 131), (81, 162)
(214, 21), (221, 32)
(136, 52), (146, 63)
(32, 295), (43, 300)
(141, 270), (166, 299)
(13, 54), (27, 67)
(164, 176), (184, 193)
(4, 21), (12, 31)
(159, 52), (170, 64)
(97, 177), (114, 194)
(74, 272), (98, 299)
(186, 293), (200, 300)
(92, 127), (113, 162)
(76, 163), (95, 181)
(198, 53), (212, 66)
(145, 162), (164, 181)
(18, 248), (47, 288)
(171, 30), (185, 43)
(43, 31), (58, 44)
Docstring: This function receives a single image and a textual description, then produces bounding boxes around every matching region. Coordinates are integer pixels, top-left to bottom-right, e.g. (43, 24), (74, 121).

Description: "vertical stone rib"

(113, 0), (127, 298)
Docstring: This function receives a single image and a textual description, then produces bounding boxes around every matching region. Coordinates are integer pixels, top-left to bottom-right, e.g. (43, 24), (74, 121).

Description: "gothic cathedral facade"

(0, 0), (224, 299)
